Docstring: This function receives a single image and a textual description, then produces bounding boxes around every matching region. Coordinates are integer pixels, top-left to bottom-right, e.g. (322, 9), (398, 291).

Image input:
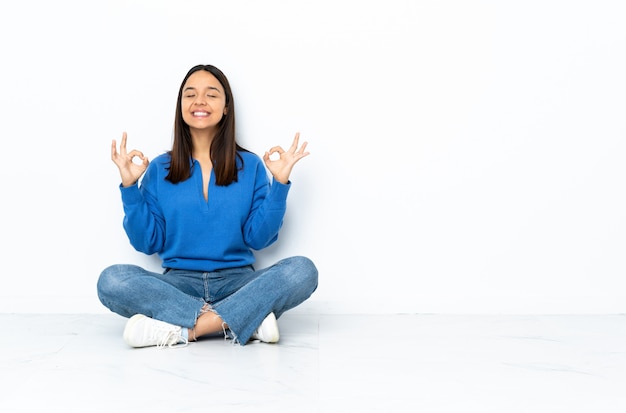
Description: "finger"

(288, 132), (301, 152)
(127, 149), (145, 160)
(120, 132), (128, 154)
(297, 141), (308, 154)
(268, 146), (285, 154)
(111, 139), (118, 159)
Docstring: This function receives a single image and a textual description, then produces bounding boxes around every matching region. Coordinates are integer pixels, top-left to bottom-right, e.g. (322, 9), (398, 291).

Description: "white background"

(0, 0), (624, 314)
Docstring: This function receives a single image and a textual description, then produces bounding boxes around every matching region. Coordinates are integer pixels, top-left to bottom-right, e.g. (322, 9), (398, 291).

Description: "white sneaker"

(123, 314), (188, 348)
(251, 312), (280, 343)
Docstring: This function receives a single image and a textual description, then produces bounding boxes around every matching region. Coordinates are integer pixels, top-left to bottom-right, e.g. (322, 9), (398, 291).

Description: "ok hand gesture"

(111, 132), (149, 187)
(263, 132), (310, 184)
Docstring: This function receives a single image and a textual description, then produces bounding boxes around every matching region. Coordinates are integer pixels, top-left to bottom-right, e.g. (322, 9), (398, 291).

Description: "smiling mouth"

(193, 112), (209, 117)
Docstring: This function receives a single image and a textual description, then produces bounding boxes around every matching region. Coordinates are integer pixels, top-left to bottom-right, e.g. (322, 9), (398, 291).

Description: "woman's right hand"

(111, 132), (149, 187)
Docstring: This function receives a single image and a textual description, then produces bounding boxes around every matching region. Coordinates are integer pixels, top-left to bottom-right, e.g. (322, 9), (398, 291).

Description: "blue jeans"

(97, 256), (318, 345)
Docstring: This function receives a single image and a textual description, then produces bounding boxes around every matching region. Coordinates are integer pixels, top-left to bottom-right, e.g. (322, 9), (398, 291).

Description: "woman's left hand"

(263, 132), (310, 184)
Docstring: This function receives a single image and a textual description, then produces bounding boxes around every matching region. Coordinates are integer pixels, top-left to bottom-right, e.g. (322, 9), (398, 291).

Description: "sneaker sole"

(258, 312), (280, 343)
(123, 314), (148, 347)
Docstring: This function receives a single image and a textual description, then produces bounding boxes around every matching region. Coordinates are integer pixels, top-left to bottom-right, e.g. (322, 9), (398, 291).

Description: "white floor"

(3, 313), (626, 412)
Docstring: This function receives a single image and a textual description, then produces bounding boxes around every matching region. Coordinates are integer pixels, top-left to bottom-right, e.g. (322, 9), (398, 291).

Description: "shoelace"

(155, 330), (188, 349)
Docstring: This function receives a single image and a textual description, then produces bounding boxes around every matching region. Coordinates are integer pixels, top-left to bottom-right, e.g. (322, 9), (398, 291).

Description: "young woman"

(97, 64), (318, 348)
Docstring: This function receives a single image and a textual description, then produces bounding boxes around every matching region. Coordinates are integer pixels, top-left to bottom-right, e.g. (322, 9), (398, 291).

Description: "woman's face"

(181, 70), (227, 134)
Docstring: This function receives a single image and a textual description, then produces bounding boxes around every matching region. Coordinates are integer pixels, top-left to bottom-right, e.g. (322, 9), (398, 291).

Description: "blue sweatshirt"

(120, 150), (290, 271)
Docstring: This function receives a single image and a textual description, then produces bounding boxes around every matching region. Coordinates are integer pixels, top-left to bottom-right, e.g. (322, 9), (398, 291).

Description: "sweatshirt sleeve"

(242, 160), (291, 250)
(120, 162), (166, 255)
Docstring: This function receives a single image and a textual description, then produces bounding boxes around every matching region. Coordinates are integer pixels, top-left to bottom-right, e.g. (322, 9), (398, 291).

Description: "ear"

(223, 107), (228, 115)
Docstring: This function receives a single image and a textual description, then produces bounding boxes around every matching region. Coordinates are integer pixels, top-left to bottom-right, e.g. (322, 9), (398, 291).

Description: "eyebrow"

(183, 86), (222, 93)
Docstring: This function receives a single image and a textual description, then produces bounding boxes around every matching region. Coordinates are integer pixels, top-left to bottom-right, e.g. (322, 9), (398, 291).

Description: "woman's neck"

(191, 129), (215, 160)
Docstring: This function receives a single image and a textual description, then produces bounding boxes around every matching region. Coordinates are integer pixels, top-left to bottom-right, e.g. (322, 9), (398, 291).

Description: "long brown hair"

(166, 64), (247, 186)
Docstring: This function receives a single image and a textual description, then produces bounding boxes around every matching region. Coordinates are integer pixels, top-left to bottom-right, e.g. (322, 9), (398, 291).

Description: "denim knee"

(96, 264), (132, 306)
(97, 265), (116, 304)
(287, 256), (319, 294)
